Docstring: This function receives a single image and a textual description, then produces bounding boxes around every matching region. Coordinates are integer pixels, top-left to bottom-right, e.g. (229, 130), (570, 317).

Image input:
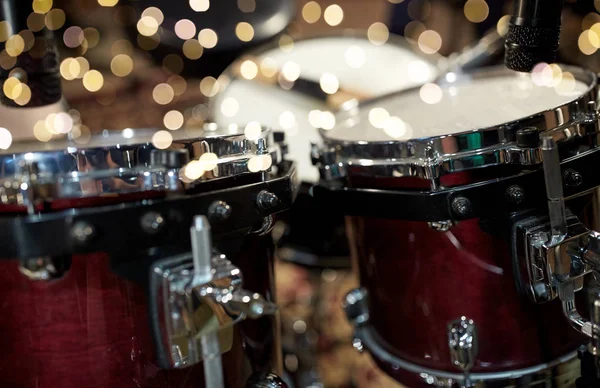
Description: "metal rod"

(542, 137), (568, 239)
(190, 216), (225, 388)
(594, 299), (600, 378)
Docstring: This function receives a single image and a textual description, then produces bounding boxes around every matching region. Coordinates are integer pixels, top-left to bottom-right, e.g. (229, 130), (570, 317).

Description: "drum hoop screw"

(564, 169), (583, 187)
(209, 201), (232, 222)
(451, 197), (472, 218)
(71, 221), (95, 245)
(505, 185), (525, 205)
(256, 190), (280, 210)
(141, 212), (166, 234)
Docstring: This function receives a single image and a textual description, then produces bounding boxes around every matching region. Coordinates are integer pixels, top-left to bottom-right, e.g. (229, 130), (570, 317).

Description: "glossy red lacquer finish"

(347, 174), (586, 384)
(0, 224), (279, 388)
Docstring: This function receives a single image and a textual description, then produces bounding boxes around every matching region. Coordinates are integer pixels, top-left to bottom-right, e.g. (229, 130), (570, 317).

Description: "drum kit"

(3, 0), (600, 387)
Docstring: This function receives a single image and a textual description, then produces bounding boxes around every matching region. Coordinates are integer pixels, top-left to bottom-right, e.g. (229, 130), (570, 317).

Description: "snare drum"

(313, 65), (600, 387)
(0, 126), (296, 388)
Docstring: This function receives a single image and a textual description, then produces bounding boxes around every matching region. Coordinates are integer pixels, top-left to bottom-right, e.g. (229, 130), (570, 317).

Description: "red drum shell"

(0, 211), (279, 388)
(347, 173), (586, 377)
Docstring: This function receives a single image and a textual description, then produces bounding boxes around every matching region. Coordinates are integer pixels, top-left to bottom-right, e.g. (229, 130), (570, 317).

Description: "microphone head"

(505, 23), (561, 72)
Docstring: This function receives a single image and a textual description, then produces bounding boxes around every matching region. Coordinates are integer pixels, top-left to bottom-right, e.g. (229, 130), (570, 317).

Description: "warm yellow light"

(319, 73), (339, 94)
(235, 22), (254, 42)
(183, 39), (203, 59)
(0, 21), (10, 43)
(3, 77), (22, 100)
(164, 110), (184, 130)
(84, 28), (100, 48)
(497, 15), (510, 37)
(579, 30), (598, 55)
(198, 28), (218, 48)
(142, 7), (164, 25)
(33, 0), (53, 14)
(34, 120), (52, 142)
(83, 70), (104, 92)
(281, 61), (300, 82)
(383, 117), (409, 139)
(464, 0), (489, 23)
(111, 54), (134, 77)
(14, 83), (31, 106)
(0, 50), (16, 71)
(74, 57), (89, 79)
(98, 0), (119, 6)
(200, 76), (219, 97)
(168, 75), (187, 96)
(367, 22), (389, 46)
(302, 1), (321, 24)
(260, 57), (278, 77)
(137, 16), (159, 37)
(5, 35), (24, 57)
(153, 83), (175, 105)
(63, 26), (84, 48)
(240, 60), (258, 80)
(44, 8), (67, 31)
(190, 0), (210, 12)
(175, 19), (196, 40)
(324, 4), (344, 26)
(184, 160), (205, 180)
(220, 97), (239, 118)
(368, 107), (390, 128)
(152, 130), (173, 149)
(418, 30), (442, 54)
(244, 122), (262, 141)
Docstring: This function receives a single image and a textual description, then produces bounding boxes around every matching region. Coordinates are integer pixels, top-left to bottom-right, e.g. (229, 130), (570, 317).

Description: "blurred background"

(4, 0), (600, 387)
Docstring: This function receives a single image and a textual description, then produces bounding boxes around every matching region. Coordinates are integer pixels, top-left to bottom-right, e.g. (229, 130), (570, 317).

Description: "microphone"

(505, 0), (563, 72)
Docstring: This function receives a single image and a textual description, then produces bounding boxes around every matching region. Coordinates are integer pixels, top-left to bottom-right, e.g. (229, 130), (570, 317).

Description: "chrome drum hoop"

(0, 124), (284, 205)
(316, 65), (600, 180)
(357, 325), (580, 388)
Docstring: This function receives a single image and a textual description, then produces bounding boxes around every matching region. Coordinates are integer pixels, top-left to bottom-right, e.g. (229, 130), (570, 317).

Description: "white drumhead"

(211, 35), (440, 182)
(328, 69), (590, 143)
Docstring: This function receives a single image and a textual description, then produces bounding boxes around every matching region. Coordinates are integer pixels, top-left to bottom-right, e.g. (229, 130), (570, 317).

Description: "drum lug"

(150, 216), (277, 371)
(428, 220), (455, 232)
(448, 317), (478, 387)
(343, 288), (370, 326)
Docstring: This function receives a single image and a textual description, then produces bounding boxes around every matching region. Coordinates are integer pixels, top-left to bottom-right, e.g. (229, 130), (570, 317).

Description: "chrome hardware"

(428, 220), (455, 232)
(140, 212), (165, 234)
(18, 257), (59, 281)
(257, 190), (280, 211)
(313, 66), (599, 181)
(208, 201), (232, 222)
(356, 324), (579, 387)
(245, 372), (289, 388)
(448, 317), (478, 387)
(0, 125), (284, 205)
(71, 222), (96, 245)
(451, 198), (472, 218)
(250, 215), (275, 236)
(343, 288), (369, 326)
(150, 216), (277, 373)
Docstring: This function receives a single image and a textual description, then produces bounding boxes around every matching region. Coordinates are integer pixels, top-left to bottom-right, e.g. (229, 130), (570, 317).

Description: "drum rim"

(0, 124), (283, 205)
(316, 64), (599, 180)
(209, 30), (444, 108)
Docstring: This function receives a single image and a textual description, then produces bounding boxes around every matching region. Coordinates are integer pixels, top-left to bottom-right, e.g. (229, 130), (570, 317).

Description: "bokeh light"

(63, 26), (84, 48)
(320, 73), (339, 94)
(324, 4), (344, 26)
(153, 83), (175, 105)
(302, 1), (321, 24)
(33, 0), (53, 14)
(168, 75), (187, 96)
(200, 76), (219, 97)
(420, 83), (443, 104)
(137, 16), (159, 37)
(367, 22), (389, 45)
(198, 28), (218, 48)
(279, 35), (294, 52)
(282, 61), (300, 82)
(497, 15), (510, 37)
(220, 97), (240, 118)
(240, 60), (258, 80)
(190, 0), (210, 12)
(236, 22), (254, 42)
(579, 30), (598, 55)
(98, 0), (119, 6)
(83, 70), (104, 92)
(164, 110), (184, 130)
(183, 39), (203, 59)
(44, 9), (65, 31)
(345, 45), (366, 68)
(418, 30), (442, 54)
(5, 35), (24, 57)
(142, 7), (164, 25)
(175, 19), (196, 40)
(0, 127), (12, 150)
(199, 152), (219, 171)
(248, 154), (273, 173)
(383, 117), (410, 139)
(244, 122), (262, 140)
(238, 0), (256, 13)
(260, 57), (278, 77)
(34, 120), (52, 142)
(464, 0), (489, 23)
(152, 130), (173, 149)
(84, 28), (100, 48)
(111, 54), (134, 77)
(368, 107), (390, 128)
(3, 77), (21, 100)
